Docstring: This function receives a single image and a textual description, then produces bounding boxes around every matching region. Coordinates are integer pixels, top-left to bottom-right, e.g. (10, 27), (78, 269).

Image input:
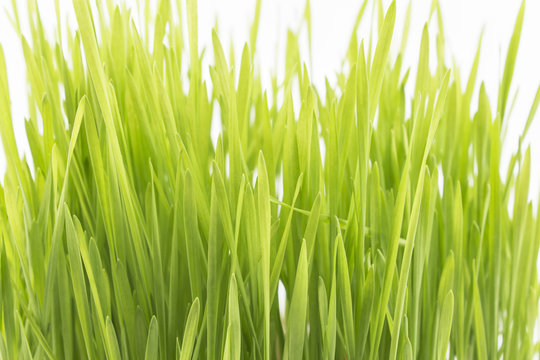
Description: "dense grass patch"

(0, 0), (539, 358)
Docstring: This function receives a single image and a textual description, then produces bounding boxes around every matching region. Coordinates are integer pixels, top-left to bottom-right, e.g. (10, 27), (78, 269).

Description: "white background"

(0, 0), (539, 203)
(0, 0), (539, 191)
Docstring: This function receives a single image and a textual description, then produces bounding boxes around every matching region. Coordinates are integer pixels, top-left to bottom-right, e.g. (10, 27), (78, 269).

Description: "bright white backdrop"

(0, 0), (539, 203)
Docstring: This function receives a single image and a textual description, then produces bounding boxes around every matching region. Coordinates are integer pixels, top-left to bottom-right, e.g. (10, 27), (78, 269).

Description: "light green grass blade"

(257, 152), (271, 360)
(368, 1), (396, 122)
(337, 231), (355, 358)
(64, 205), (94, 359)
(145, 316), (159, 360)
(227, 275), (241, 360)
(183, 170), (204, 300)
(472, 267), (488, 360)
(437, 291), (454, 360)
(106, 317), (123, 360)
(498, 0), (525, 121)
(284, 239), (309, 360)
(179, 298), (200, 360)
(207, 178), (220, 360)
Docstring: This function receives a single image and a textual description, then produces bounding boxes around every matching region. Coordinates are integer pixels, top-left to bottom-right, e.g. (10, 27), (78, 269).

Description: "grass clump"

(1, 0), (539, 359)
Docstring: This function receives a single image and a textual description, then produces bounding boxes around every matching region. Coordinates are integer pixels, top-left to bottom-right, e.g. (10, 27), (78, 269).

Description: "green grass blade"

(284, 239), (309, 360)
(179, 298), (200, 360)
(498, 0), (525, 121)
(145, 316), (159, 360)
